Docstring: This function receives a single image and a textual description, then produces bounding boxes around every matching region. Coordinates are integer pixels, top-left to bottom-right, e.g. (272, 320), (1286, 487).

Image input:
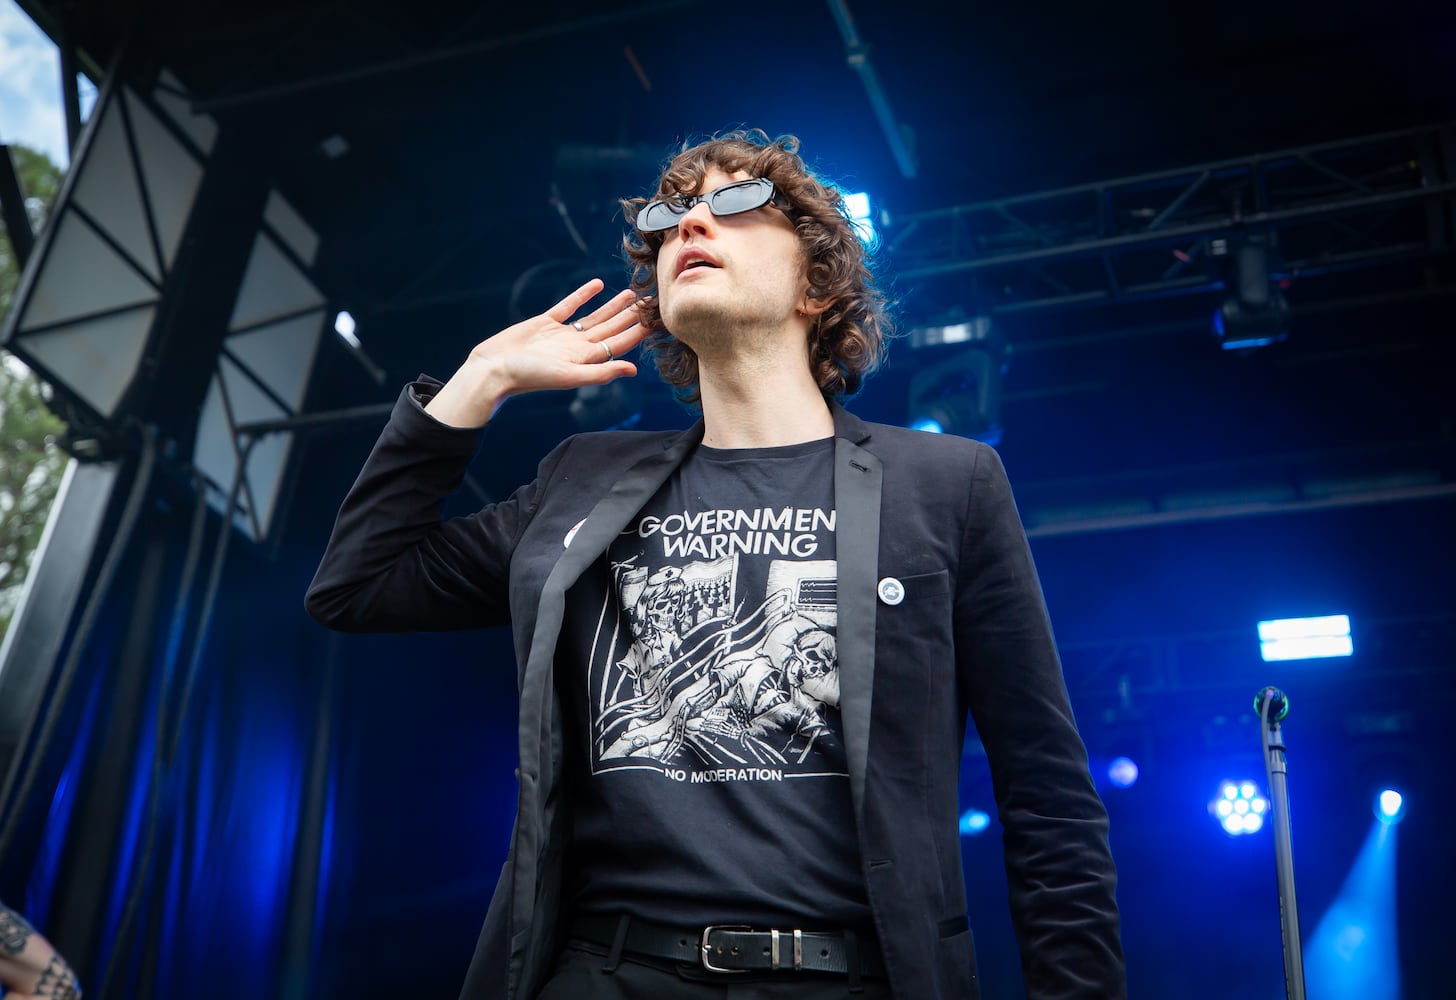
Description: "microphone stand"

(1258, 687), (1306, 1000)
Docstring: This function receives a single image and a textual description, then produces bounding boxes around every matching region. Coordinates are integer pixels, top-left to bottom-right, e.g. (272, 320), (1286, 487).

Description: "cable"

(95, 472), (212, 999)
(0, 428), (156, 864)
(98, 441), (252, 999)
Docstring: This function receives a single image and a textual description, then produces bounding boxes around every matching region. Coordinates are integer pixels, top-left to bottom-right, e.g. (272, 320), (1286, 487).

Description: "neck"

(696, 348), (834, 449)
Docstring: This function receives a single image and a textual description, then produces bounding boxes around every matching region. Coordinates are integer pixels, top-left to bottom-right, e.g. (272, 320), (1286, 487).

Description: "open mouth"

(675, 248), (721, 277)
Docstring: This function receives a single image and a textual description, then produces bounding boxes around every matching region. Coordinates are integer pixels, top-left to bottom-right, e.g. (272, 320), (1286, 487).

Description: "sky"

(0, 0), (80, 167)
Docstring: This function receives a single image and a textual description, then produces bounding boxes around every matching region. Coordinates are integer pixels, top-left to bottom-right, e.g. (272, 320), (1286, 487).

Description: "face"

(787, 629), (838, 706)
(654, 167), (811, 358)
(642, 582), (682, 633)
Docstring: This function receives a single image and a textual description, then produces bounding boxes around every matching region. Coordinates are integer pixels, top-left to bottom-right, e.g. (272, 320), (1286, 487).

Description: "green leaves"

(0, 143), (66, 639)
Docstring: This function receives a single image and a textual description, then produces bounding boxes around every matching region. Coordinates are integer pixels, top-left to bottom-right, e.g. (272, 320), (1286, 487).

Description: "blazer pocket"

(884, 568), (952, 602)
(869, 569), (953, 777)
(876, 569), (953, 652)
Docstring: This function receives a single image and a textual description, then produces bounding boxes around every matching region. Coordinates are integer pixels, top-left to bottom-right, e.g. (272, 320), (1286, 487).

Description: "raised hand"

(426, 279), (649, 428)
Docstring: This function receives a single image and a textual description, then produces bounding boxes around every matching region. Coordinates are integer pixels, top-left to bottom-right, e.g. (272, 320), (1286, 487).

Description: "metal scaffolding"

(887, 123), (1456, 313)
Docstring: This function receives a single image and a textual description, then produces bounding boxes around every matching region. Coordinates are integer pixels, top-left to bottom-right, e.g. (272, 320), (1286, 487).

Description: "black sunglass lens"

(636, 180), (773, 231)
(638, 199), (683, 232)
(711, 180), (771, 217)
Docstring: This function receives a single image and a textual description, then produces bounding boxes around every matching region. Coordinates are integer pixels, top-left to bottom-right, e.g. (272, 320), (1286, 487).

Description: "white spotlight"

(333, 310), (360, 349)
(1257, 615), (1353, 662)
(1211, 780), (1270, 836)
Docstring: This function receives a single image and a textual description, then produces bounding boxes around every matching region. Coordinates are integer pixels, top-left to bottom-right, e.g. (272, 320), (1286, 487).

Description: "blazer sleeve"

(954, 443), (1127, 999)
(304, 380), (571, 633)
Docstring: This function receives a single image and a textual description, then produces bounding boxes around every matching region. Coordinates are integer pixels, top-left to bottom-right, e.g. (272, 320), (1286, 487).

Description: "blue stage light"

(1210, 779), (1269, 836)
(842, 190), (878, 247)
(1107, 757), (1139, 789)
(1307, 821), (1400, 999)
(1210, 239), (1290, 349)
(959, 808), (991, 836)
(910, 417), (945, 434)
(1257, 615), (1353, 661)
(905, 332), (1005, 444)
(1374, 789), (1405, 825)
(842, 191), (871, 219)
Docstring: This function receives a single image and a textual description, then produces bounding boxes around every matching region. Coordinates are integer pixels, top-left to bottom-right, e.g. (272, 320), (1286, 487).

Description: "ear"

(797, 291), (836, 318)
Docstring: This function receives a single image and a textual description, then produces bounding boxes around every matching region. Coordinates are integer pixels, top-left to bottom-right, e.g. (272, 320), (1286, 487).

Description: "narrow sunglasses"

(634, 177), (785, 233)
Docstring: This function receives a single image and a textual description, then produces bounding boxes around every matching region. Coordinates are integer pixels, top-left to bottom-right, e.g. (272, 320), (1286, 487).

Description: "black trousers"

(535, 941), (895, 999)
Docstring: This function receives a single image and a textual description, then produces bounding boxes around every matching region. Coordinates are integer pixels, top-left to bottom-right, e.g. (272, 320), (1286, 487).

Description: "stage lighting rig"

(841, 190), (880, 247)
(1107, 757), (1140, 789)
(1210, 779), (1270, 835)
(1374, 789), (1406, 825)
(958, 809), (991, 836)
(906, 315), (1007, 444)
(1209, 237), (1291, 350)
(1257, 615), (1353, 662)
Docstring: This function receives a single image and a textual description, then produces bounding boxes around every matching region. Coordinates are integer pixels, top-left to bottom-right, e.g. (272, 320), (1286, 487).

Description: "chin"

(659, 298), (733, 349)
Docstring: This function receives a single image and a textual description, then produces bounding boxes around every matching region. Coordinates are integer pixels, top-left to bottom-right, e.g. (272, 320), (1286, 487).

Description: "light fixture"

(959, 808), (991, 836)
(906, 316), (1005, 444)
(1107, 757), (1140, 789)
(318, 134), (350, 159)
(333, 310), (359, 348)
(842, 190), (878, 246)
(1257, 615), (1353, 662)
(1210, 779), (1269, 836)
(1373, 789), (1405, 825)
(1210, 238), (1290, 350)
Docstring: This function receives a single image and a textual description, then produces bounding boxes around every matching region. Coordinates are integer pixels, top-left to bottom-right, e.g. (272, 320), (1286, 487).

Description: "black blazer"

(307, 382), (1125, 999)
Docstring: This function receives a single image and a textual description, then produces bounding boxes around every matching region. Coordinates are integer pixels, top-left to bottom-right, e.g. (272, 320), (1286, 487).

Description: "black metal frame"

(0, 56), (217, 437)
(887, 124), (1456, 315)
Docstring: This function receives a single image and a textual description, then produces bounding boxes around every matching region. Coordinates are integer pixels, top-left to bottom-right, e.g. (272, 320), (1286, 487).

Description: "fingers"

(574, 287), (639, 333)
(575, 321), (646, 367)
(566, 320), (648, 390)
(544, 278), (606, 323)
(548, 283), (645, 349)
(560, 288), (648, 363)
(580, 358), (640, 385)
(596, 321), (649, 363)
(486, 283), (649, 399)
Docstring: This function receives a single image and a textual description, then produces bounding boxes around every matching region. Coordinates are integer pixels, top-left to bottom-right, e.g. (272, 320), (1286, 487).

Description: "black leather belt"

(570, 913), (886, 977)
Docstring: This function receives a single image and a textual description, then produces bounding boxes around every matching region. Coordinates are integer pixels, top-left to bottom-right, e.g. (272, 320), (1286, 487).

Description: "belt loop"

(602, 914), (631, 973)
(844, 928), (864, 994)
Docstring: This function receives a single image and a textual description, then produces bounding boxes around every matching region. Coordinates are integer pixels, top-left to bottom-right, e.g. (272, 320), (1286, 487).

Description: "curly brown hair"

(622, 130), (892, 405)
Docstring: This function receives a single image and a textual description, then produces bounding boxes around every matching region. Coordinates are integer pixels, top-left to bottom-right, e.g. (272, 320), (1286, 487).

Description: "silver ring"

(571, 320), (586, 332)
(601, 342), (614, 362)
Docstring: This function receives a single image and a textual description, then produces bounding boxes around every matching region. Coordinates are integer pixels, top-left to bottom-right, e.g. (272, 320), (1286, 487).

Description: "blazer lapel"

(831, 405), (881, 822)
(511, 422), (703, 942)
(547, 426), (703, 592)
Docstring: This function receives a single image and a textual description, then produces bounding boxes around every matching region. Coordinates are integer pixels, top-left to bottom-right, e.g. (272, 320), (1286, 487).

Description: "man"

(0, 902), (82, 999)
(308, 130), (1124, 999)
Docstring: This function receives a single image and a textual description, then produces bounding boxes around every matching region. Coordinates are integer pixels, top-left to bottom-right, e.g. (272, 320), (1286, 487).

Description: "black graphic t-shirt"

(557, 437), (871, 929)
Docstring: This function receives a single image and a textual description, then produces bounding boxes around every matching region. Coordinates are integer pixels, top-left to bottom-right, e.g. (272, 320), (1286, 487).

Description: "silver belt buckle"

(700, 924), (752, 973)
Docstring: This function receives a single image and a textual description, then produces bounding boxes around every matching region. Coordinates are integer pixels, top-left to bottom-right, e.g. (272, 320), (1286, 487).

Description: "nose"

(675, 199), (715, 239)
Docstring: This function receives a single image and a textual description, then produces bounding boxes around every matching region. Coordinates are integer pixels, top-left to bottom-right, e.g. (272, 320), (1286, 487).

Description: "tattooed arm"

(0, 902), (81, 1000)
